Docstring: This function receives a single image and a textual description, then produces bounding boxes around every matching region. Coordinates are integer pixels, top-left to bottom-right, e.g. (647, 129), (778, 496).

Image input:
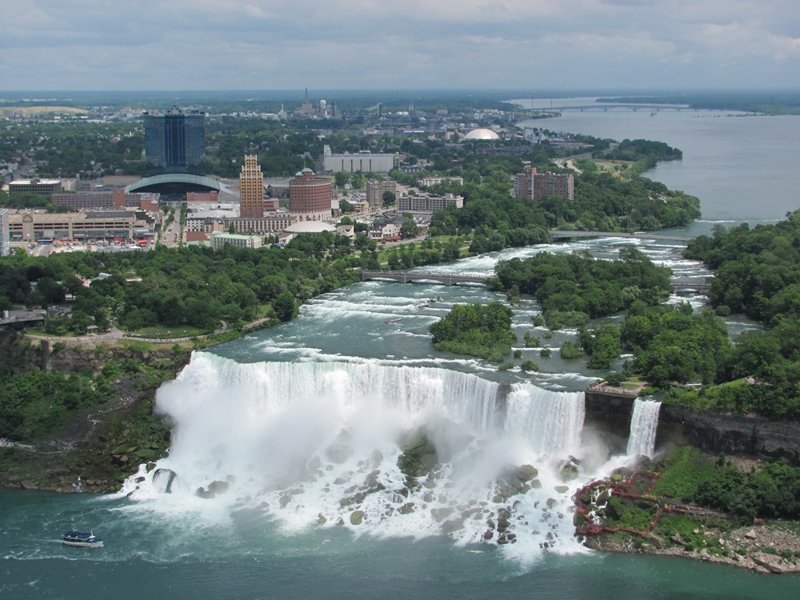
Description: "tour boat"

(62, 530), (104, 548)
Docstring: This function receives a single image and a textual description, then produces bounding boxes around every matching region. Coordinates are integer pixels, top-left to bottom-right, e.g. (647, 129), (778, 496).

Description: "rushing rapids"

(121, 352), (604, 559)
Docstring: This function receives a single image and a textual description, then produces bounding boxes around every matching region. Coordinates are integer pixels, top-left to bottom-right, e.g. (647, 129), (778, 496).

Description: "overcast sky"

(2, 0), (799, 91)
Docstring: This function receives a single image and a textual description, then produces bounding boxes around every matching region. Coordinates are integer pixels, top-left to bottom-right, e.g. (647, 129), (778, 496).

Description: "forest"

(0, 234), (365, 335)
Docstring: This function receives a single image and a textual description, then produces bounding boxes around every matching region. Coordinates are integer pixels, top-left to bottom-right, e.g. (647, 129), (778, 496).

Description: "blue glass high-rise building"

(144, 107), (205, 173)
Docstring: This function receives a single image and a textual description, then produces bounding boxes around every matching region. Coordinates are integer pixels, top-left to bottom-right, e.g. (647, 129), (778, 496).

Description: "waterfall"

(504, 383), (585, 455)
(120, 351), (591, 557)
(626, 398), (661, 458)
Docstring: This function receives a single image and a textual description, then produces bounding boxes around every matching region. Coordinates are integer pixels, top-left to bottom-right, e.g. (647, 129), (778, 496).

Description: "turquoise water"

(2, 490), (798, 600)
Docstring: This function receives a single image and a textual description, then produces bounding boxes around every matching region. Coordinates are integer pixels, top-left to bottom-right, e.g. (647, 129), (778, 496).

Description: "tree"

(400, 215), (419, 239)
(334, 172), (349, 188)
(383, 191), (396, 206)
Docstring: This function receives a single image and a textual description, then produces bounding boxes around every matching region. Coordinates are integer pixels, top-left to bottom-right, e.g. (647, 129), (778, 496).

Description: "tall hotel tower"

(239, 155), (264, 218)
(143, 107), (205, 172)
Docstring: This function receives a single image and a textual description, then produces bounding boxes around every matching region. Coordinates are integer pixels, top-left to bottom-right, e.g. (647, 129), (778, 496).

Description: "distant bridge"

(672, 278), (712, 295)
(362, 270), (711, 295)
(531, 104), (692, 113)
(549, 230), (694, 243)
(361, 270), (488, 286)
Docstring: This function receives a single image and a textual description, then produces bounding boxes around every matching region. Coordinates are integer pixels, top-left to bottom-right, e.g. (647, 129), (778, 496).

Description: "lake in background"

(515, 96), (800, 222)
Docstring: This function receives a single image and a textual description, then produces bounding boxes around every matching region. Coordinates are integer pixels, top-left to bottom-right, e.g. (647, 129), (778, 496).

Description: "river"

(516, 96), (800, 222)
(3, 102), (800, 599)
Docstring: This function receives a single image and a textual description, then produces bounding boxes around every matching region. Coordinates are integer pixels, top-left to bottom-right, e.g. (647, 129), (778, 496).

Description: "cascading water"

(121, 351), (593, 560)
(626, 398), (662, 458)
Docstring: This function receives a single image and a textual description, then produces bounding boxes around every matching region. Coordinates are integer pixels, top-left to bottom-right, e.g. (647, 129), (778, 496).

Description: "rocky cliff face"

(584, 390), (800, 464)
(658, 405), (800, 463)
(0, 331), (190, 493)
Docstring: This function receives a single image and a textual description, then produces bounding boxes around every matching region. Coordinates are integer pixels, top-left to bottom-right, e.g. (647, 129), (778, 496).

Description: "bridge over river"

(361, 270), (710, 295)
(548, 230), (694, 243)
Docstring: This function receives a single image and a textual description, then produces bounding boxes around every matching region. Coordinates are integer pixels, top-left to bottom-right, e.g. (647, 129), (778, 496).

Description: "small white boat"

(63, 530), (104, 548)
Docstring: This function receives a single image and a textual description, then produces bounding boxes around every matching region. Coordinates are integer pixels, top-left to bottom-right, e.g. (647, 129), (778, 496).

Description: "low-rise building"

(8, 210), (139, 241)
(323, 145), (397, 173)
(396, 192), (463, 214)
(9, 178), (62, 198)
(419, 176), (464, 187)
(210, 231), (262, 250)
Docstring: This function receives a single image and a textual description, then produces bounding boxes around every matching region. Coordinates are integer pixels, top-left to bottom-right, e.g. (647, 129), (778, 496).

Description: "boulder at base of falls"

(516, 464), (539, 481)
(195, 480), (230, 499)
(350, 510), (365, 525)
(397, 430), (438, 479)
(152, 468), (177, 494)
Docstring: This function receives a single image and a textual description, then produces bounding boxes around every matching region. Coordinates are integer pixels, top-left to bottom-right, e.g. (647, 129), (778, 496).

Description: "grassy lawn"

(126, 325), (209, 338)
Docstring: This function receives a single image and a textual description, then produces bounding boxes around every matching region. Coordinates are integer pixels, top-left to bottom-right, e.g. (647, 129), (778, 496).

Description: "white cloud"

(0, 0), (797, 89)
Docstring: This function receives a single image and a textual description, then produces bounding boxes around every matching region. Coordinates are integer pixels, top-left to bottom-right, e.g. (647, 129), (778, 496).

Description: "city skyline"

(2, 0), (799, 91)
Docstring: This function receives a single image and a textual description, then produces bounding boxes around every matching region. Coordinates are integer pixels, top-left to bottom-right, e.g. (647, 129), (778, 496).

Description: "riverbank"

(585, 514), (800, 574)
(0, 330), (191, 493)
(574, 458), (800, 574)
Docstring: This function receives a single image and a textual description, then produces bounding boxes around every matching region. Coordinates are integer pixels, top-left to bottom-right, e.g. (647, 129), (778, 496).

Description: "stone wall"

(584, 389), (800, 464)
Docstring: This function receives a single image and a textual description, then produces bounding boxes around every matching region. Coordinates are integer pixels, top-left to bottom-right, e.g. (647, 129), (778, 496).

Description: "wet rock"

(751, 552), (798, 574)
(483, 530), (494, 540)
(398, 430), (438, 478)
(318, 513), (328, 525)
(431, 507), (454, 522)
(207, 480), (229, 496)
(398, 502), (416, 515)
(559, 463), (579, 482)
(279, 493), (292, 508)
(546, 498), (558, 509)
(530, 479), (542, 489)
(516, 464), (538, 481)
(554, 485), (569, 494)
(326, 441), (352, 464)
(350, 510), (365, 525)
(365, 470), (381, 488)
(441, 518), (464, 535)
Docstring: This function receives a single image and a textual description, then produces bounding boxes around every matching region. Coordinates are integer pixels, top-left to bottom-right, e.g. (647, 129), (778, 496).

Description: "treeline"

(678, 212), (800, 418)
(621, 303), (731, 388)
(386, 237), (463, 270)
(429, 302), (514, 362)
(0, 190), (74, 213)
(0, 234), (365, 334)
(657, 448), (800, 521)
(493, 248), (671, 325)
(597, 138), (682, 171)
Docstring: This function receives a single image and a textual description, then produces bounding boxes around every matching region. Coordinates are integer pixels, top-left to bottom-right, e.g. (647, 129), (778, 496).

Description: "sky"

(1, 0), (799, 91)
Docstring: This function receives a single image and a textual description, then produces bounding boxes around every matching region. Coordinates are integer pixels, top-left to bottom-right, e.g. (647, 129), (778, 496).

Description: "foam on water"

(121, 352), (599, 561)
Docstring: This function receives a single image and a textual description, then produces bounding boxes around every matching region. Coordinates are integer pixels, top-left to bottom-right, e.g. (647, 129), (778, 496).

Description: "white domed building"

(463, 128), (500, 141)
